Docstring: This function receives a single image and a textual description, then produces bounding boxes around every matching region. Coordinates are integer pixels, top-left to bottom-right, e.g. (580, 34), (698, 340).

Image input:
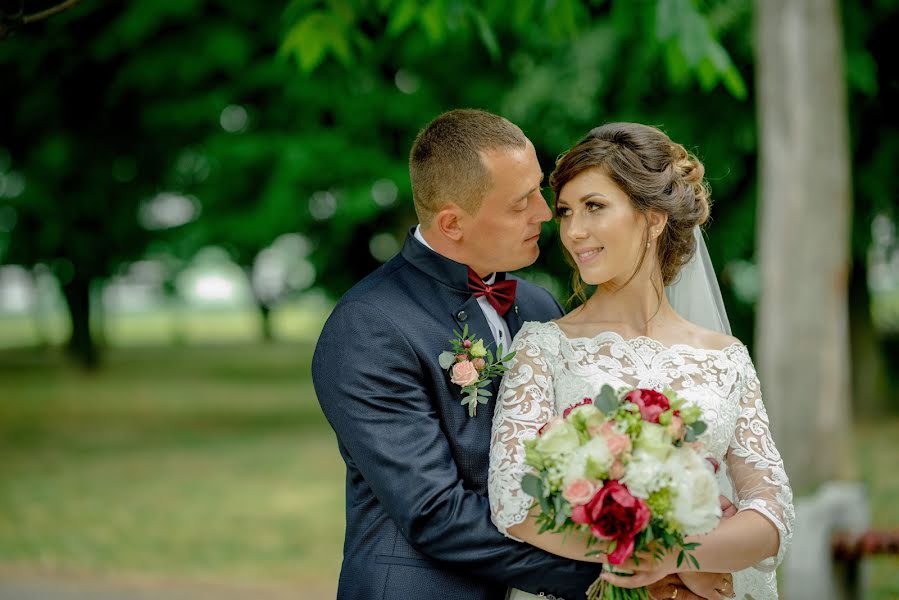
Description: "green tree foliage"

(1, 0), (896, 387)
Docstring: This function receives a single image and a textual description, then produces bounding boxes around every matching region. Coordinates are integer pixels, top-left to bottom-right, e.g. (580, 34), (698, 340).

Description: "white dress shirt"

(414, 225), (512, 350)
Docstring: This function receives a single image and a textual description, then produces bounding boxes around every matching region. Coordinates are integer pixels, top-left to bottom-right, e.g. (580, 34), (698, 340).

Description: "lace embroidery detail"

(488, 321), (795, 600)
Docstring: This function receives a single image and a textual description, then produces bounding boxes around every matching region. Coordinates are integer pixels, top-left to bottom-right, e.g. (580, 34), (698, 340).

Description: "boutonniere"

(438, 324), (516, 417)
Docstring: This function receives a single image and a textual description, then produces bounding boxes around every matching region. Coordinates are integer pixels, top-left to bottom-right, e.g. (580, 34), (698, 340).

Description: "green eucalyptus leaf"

(438, 351), (456, 370)
(521, 473), (543, 499)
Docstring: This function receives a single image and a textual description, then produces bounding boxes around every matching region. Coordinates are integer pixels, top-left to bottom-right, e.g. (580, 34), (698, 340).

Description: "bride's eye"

(555, 206), (571, 218)
(586, 201), (604, 212)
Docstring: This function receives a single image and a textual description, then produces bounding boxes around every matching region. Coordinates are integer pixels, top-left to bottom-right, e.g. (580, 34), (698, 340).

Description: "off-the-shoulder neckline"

(530, 321), (747, 356)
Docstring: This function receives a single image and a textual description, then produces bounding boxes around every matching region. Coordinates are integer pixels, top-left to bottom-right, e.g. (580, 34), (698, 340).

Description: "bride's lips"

(573, 247), (604, 264)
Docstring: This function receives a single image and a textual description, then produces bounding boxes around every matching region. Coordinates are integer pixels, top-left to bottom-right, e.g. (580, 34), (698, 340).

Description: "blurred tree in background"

(0, 0), (896, 416)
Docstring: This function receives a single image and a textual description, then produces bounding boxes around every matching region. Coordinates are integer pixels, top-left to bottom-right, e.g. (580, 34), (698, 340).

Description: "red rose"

(571, 481), (650, 565)
(563, 397), (593, 419)
(625, 389), (670, 424)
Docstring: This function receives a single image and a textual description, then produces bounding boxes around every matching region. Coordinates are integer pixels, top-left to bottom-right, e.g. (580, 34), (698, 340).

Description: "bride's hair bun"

(550, 122), (713, 288)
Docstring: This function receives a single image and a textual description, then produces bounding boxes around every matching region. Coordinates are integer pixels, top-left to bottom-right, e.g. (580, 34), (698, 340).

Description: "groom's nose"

(531, 195), (552, 223)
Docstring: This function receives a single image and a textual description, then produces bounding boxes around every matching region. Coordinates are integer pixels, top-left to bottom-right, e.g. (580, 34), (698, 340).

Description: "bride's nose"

(565, 214), (589, 241)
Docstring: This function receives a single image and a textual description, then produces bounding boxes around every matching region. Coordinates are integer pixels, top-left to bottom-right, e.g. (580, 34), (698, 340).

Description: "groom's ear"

(435, 206), (464, 242)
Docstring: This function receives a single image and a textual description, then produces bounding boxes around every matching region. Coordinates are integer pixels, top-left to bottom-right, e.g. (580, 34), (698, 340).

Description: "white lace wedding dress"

(488, 321), (795, 600)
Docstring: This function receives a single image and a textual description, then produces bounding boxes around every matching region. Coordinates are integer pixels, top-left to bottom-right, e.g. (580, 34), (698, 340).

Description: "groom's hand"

(647, 573), (734, 600)
(646, 575), (705, 600)
(719, 495), (737, 518)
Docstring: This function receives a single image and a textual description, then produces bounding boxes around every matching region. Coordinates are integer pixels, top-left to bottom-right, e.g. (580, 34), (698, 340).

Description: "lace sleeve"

(725, 350), (796, 571)
(488, 322), (558, 542)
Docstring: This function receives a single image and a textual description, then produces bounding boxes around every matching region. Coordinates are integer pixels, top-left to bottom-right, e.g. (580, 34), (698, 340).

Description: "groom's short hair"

(409, 109), (527, 227)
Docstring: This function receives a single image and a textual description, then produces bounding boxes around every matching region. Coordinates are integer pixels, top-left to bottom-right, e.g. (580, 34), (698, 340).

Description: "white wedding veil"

(665, 226), (732, 335)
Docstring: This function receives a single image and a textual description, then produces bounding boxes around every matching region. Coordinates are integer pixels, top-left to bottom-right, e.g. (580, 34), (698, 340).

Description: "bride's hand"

(679, 572), (735, 600)
(598, 551), (677, 589)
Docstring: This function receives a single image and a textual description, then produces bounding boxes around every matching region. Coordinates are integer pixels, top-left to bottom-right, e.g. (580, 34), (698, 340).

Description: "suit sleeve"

(312, 300), (598, 598)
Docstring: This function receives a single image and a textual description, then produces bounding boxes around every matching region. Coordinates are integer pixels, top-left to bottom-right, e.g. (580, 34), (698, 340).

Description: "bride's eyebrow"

(579, 192), (608, 202)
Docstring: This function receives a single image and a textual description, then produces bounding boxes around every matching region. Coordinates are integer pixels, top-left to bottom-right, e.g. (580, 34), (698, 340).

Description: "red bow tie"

(468, 268), (517, 316)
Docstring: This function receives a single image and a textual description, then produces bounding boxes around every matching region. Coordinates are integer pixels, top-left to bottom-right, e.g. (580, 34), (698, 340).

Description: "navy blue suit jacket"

(312, 229), (599, 599)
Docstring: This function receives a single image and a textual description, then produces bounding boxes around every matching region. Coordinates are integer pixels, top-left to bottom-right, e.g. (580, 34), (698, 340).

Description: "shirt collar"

(413, 225), (496, 284)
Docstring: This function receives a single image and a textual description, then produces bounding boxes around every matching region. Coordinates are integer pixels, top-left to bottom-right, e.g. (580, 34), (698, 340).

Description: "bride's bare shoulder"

(682, 322), (743, 351)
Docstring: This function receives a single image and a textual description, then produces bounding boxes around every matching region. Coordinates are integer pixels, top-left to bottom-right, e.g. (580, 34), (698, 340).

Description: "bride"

(488, 123), (794, 600)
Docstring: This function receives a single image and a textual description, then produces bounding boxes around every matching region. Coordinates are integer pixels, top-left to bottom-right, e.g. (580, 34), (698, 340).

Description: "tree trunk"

(28, 267), (50, 349)
(755, 0), (854, 494)
(242, 265), (274, 342)
(61, 275), (99, 369)
(257, 301), (273, 342)
(849, 258), (890, 416)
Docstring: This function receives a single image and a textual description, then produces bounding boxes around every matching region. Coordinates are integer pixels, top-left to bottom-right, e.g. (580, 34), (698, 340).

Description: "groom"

(313, 109), (720, 599)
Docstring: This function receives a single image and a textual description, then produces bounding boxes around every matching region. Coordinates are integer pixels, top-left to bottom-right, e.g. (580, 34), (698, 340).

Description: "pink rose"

(450, 360), (479, 387)
(608, 460), (626, 480)
(562, 478), (596, 506)
(625, 389), (670, 423)
(472, 357), (486, 372)
(588, 420), (615, 438)
(666, 415), (686, 441)
(605, 433), (632, 458)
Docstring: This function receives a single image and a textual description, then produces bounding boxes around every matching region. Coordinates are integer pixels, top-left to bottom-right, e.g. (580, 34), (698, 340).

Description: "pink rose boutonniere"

(439, 324), (516, 417)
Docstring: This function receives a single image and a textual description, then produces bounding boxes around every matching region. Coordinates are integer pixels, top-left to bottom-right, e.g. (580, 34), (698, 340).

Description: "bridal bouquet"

(521, 386), (721, 600)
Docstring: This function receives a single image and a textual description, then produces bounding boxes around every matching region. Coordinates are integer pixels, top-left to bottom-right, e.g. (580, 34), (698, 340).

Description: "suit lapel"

(502, 300), (524, 347)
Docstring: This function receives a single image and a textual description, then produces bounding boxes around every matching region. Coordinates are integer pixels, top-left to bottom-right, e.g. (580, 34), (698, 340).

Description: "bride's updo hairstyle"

(549, 122), (711, 304)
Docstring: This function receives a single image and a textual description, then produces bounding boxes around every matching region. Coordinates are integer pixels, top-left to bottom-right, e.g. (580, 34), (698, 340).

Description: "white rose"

(621, 449), (670, 499)
(583, 436), (614, 477)
(562, 447), (589, 485)
(666, 448), (722, 535)
(536, 420), (580, 459)
(637, 422), (673, 462)
(562, 436), (613, 485)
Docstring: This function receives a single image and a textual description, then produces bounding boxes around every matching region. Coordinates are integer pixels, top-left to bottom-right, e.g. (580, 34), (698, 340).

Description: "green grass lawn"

(0, 341), (897, 597)
(0, 343), (344, 591)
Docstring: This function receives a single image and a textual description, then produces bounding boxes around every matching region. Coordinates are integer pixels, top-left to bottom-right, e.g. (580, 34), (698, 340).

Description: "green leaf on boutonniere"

(438, 351), (456, 370)
(690, 421), (707, 436)
(477, 388), (492, 397)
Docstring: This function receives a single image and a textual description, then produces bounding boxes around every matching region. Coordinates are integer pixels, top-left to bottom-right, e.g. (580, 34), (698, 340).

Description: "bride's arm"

(488, 324), (606, 563)
(605, 350), (795, 586)
(691, 349), (794, 572)
(506, 506), (608, 562)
